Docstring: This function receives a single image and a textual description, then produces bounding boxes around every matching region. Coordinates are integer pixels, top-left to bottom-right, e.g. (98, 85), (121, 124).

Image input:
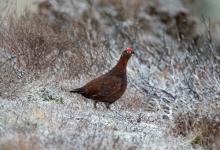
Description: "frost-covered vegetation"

(0, 0), (220, 149)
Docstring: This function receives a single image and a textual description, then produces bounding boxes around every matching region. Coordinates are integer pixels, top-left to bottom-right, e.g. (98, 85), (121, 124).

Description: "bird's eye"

(126, 50), (132, 54)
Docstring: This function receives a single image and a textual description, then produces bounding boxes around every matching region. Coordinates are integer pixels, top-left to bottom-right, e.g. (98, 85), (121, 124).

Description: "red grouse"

(70, 48), (135, 109)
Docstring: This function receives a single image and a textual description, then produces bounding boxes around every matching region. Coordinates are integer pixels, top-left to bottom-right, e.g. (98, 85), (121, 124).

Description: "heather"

(0, 0), (219, 149)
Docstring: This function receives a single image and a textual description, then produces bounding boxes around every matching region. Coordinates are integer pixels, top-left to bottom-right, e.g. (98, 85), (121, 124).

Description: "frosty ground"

(0, 0), (220, 150)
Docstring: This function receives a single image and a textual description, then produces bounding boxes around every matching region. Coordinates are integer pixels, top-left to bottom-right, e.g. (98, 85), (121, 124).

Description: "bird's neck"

(111, 55), (129, 75)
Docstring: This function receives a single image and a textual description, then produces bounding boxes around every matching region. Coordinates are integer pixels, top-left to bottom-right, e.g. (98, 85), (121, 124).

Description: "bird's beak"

(132, 51), (136, 56)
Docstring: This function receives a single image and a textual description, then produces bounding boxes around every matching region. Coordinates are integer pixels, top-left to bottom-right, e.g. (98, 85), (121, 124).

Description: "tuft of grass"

(41, 88), (64, 104)
(42, 94), (64, 104)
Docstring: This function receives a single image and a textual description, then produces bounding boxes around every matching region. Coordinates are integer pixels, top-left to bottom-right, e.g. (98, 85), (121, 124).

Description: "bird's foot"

(104, 103), (111, 109)
(94, 101), (98, 109)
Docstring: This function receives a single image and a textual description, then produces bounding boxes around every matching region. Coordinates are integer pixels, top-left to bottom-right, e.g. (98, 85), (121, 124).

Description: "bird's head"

(122, 47), (135, 58)
(113, 47), (135, 71)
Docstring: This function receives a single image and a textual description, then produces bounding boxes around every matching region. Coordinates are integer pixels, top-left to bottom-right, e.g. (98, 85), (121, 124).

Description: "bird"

(70, 47), (135, 109)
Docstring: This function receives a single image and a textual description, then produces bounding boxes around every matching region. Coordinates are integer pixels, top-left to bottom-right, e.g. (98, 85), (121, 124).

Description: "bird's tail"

(70, 88), (84, 94)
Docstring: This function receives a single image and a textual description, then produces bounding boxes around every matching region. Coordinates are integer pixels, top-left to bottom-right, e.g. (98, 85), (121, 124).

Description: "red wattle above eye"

(126, 47), (133, 53)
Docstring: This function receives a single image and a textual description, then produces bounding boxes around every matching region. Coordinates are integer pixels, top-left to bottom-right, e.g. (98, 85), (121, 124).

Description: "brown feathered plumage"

(70, 48), (134, 109)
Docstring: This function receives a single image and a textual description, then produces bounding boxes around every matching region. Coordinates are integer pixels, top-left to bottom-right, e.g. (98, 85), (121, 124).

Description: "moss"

(41, 90), (64, 104)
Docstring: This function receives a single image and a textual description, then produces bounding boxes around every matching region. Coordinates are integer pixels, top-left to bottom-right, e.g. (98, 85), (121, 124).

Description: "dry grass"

(171, 107), (220, 149)
(1, 13), (108, 78)
(0, 11), (110, 98)
(0, 133), (40, 150)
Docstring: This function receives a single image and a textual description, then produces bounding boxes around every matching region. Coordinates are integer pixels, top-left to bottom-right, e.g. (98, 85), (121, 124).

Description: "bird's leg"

(94, 101), (98, 109)
(104, 102), (111, 109)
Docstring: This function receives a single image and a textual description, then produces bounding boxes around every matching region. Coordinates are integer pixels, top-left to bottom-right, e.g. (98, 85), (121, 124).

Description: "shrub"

(0, 12), (110, 98)
(171, 107), (220, 149)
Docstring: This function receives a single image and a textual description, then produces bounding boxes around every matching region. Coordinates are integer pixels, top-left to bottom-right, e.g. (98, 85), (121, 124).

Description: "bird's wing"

(97, 76), (122, 97)
(83, 75), (122, 98)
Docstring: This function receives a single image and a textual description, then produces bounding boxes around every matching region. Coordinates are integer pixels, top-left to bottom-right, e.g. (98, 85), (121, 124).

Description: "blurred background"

(1, 0), (220, 22)
(1, 0), (220, 55)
